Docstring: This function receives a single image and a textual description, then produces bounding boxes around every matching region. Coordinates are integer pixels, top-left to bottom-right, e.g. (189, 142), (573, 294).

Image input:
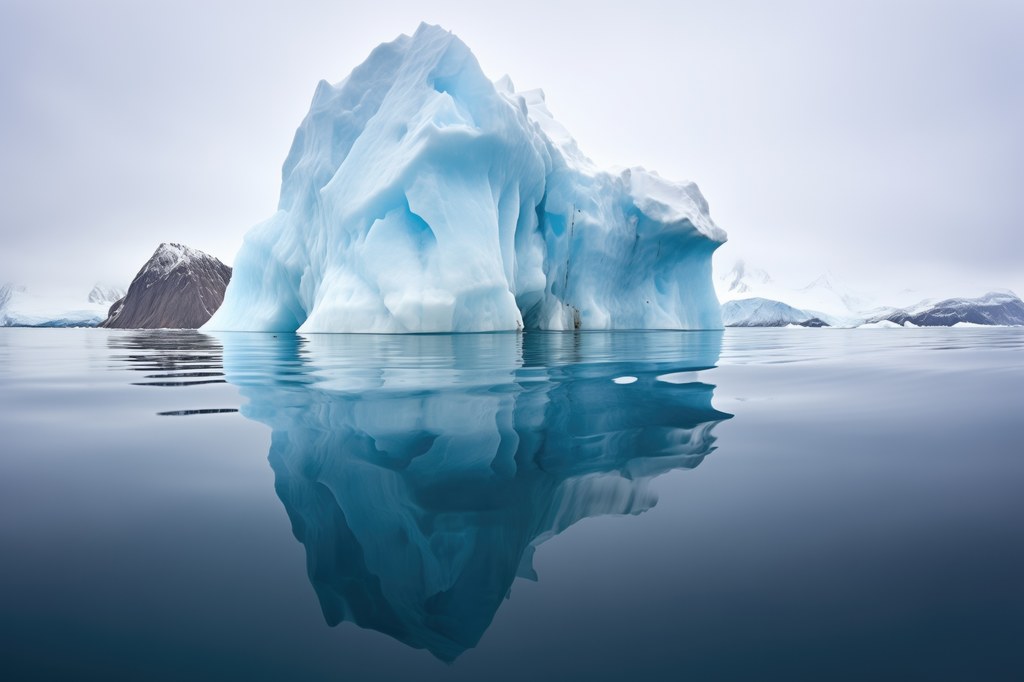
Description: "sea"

(1, 327), (1021, 681)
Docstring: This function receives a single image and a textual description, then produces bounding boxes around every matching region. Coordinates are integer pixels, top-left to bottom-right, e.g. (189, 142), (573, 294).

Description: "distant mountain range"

(866, 291), (1024, 327)
(717, 260), (1023, 327)
(3, 254), (1020, 329)
(0, 282), (123, 327)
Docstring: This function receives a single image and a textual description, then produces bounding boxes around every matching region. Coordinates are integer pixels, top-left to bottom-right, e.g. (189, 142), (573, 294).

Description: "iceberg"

(209, 331), (731, 660)
(205, 23), (725, 333)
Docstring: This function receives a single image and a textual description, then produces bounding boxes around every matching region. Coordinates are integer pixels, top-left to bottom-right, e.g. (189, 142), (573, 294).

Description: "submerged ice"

(215, 331), (731, 660)
(205, 23), (725, 333)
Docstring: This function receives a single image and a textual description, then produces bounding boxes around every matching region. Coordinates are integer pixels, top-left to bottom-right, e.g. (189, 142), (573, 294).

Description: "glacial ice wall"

(205, 23), (725, 333)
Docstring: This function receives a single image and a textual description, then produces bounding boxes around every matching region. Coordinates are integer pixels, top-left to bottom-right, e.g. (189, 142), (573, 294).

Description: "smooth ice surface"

(205, 24), (725, 333)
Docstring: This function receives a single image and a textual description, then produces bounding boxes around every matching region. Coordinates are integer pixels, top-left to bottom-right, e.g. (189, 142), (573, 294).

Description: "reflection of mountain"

(107, 330), (229, 388)
(220, 331), (731, 661)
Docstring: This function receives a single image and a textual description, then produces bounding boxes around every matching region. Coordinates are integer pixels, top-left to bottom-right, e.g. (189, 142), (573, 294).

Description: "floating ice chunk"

(657, 371), (699, 384)
(205, 24), (725, 333)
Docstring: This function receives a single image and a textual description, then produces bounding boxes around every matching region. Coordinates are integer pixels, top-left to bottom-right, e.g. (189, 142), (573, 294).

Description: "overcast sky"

(2, 0), (1022, 300)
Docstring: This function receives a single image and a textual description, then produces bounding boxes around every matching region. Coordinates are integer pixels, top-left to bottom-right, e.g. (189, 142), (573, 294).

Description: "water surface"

(0, 328), (1021, 680)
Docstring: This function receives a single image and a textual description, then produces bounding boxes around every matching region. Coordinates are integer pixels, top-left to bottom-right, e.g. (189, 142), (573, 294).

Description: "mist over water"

(0, 328), (1021, 680)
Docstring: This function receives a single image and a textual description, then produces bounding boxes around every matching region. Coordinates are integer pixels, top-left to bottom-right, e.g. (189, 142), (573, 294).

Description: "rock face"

(204, 23), (725, 333)
(101, 243), (231, 329)
(870, 291), (1024, 327)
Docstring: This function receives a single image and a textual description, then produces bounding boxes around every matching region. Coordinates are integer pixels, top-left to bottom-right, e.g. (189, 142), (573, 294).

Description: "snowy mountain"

(869, 291), (1024, 327)
(205, 23), (725, 333)
(101, 243), (231, 329)
(716, 261), (868, 327)
(719, 260), (773, 296)
(721, 298), (829, 327)
(87, 283), (126, 305)
(716, 260), (1023, 327)
(0, 282), (113, 327)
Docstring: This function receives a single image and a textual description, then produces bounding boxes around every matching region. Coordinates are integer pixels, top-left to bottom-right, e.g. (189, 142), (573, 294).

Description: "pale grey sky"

(1, 0), (1021, 300)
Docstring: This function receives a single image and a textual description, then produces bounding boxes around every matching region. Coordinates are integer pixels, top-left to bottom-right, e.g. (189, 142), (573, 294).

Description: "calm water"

(0, 328), (1021, 681)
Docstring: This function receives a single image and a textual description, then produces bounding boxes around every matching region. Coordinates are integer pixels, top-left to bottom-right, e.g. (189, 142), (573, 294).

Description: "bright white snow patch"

(858, 320), (903, 328)
(952, 321), (1006, 328)
(147, 243), (206, 277)
(612, 376), (638, 384)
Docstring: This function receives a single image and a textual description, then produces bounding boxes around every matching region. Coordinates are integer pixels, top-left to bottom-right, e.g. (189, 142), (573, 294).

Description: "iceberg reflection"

(217, 331), (731, 661)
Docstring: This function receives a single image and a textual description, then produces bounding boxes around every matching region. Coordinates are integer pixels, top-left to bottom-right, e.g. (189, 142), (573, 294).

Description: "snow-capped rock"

(101, 243), (231, 329)
(205, 23), (725, 333)
(868, 291), (1024, 327)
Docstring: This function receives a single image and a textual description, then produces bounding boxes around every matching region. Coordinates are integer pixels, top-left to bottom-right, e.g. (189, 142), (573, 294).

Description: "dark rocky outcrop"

(799, 317), (830, 327)
(101, 243), (231, 329)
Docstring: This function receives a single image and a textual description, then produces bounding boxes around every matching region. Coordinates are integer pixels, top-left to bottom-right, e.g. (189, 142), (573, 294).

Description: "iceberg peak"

(205, 26), (725, 333)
